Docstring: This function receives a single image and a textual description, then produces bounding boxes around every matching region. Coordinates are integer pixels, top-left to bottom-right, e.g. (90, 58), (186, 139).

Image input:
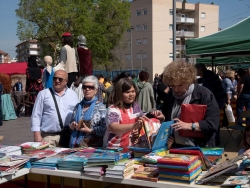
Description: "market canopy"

(0, 62), (27, 75)
(186, 16), (250, 58)
(196, 56), (250, 66)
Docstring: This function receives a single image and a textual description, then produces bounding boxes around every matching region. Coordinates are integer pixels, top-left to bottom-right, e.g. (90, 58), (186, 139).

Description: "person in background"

(153, 73), (160, 101)
(31, 70), (78, 147)
(56, 32), (78, 88)
(69, 76), (106, 148)
(70, 76), (84, 102)
(135, 71), (155, 113)
(25, 56), (43, 116)
(237, 68), (250, 121)
(153, 60), (220, 148)
(222, 70), (235, 105)
(156, 74), (169, 111)
(0, 81), (3, 126)
(103, 78), (145, 151)
(13, 78), (23, 91)
(131, 74), (138, 84)
(98, 74), (104, 84)
(96, 82), (106, 103)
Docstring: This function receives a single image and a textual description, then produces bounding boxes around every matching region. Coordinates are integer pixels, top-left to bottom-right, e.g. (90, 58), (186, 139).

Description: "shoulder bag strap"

(49, 88), (64, 130)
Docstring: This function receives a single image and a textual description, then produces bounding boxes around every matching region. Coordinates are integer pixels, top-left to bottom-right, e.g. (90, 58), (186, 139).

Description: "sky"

(1, 0), (250, 59)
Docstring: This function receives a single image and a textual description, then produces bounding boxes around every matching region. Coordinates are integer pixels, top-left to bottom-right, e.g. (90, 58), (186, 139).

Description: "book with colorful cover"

(177, 146), (213, 169)
(141, 148), (169, 164)
(129, 121), (174, 153)
(106, 166), (134, 175)
(23, 150), (57, 161)
(88, 152), (129, 162)
(157, 154), (198, 166)
(105, 169), (134, 179)
(158, 160), (201, 175)
(31, 153), (69, 167)
(201, 147), (224, 156)
(0, 157), (28, 167)
(107, 159), (134, 169)
(159, 166), (201, 181)
(58, 151), (90, 163)
(131, 167), (159, 182)
(0, 145), (22, 157)
(169, 148), (206, 170)
(221, 176), (250, 187)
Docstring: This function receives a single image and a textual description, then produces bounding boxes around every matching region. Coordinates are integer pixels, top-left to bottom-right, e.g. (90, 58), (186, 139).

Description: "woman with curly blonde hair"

(152, 60), (220, 148)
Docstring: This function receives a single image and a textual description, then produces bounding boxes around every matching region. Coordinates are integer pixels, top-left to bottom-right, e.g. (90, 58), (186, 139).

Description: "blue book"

(200, 147), (224, 156)
(129, 121), (174, 153)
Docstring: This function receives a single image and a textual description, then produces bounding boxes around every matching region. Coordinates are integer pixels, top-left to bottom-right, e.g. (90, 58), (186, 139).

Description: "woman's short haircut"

(82, 76), (99, 89)
(110, 78), (137, 109)
(163, 60), (197, 85)
(225, 70), (235, 80)
(139, 71), (149, 81)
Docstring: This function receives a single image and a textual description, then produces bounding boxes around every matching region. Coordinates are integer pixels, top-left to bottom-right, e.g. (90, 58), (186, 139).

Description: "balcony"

(176, 45), (186, 51)
(176, 31), (194, 38)
(176, 17), (194, 24)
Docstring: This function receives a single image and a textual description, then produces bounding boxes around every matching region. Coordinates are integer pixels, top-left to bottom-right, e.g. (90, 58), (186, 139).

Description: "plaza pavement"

(0, 116), (241, 161)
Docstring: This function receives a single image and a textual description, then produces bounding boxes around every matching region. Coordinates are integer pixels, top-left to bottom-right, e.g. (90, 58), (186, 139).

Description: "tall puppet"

(55, 32), (78, 87)
(77, 35), (93, 77)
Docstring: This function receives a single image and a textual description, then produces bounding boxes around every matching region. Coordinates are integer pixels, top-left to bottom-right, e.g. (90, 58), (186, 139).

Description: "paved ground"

(0, 116), (241, 161)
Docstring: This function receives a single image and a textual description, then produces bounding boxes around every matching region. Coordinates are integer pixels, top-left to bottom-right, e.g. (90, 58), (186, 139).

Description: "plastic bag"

(225, 104), (235, 123)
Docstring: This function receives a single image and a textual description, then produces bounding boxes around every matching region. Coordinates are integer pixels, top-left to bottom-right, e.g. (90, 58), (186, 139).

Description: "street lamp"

(140, 50), (143, 70)
(130, 26), (134, 70)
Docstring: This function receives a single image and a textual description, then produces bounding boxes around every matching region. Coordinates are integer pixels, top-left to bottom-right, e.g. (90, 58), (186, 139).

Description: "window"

(136, 10), (141, 16)
(143, 53), (148, 59)
(136, 53), (142, 59)
(136, 39), (142, 45)
(169, 24), (173, 30)
(143, 24), (147, 30)
(143, 9), (147, 15)
(201, 26), (205, 32)
(136, 25), (141, 31)
(125, 54), (131, 60)
(169, 38), (173, 44)
(169, 53), (173, 58)
(169, 9), (173, 15)
(201, 12), (206, 18)
(143, 38), (147, 44)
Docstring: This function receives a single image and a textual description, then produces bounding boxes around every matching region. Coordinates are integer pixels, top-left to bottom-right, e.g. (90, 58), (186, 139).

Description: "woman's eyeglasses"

(53, 77), (65, 82)
(82, 85), (95, 90)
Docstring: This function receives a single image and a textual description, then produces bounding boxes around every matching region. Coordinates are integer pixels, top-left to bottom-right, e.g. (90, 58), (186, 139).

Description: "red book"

(179, 104), (207, 138)
(157, 154), (198, 166)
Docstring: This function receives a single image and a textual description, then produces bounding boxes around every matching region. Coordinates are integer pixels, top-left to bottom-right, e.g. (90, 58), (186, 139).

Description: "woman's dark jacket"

(162, 83), (220, 147)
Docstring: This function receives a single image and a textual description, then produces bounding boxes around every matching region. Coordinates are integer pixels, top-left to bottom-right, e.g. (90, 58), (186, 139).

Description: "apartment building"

(0, 50), (10, 63)
(116, 0), (219, 80)
(16, 39), (41, 62)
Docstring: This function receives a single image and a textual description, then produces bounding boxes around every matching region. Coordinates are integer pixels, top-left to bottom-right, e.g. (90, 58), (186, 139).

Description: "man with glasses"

(31, 70), (79, 147)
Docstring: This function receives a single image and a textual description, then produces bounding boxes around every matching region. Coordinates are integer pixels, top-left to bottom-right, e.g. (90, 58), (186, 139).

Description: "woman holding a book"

(103, 78), (147, 152)
(69, 76), (107, 148)
(153, 60), (220, 148)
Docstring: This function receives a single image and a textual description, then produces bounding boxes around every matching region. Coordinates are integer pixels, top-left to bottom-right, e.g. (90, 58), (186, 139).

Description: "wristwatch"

(192, 123), (196, 131)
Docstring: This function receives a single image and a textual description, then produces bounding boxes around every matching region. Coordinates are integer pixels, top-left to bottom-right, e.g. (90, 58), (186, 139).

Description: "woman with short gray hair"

(69, 76), (106, 148)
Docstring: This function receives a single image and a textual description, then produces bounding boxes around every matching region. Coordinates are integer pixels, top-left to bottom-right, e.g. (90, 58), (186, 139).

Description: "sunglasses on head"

(53, 77), (65, 82)
(82, 85), (95, 90)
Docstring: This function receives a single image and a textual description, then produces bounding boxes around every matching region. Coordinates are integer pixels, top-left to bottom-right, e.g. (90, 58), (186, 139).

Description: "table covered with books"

(0, 121), (248, 187)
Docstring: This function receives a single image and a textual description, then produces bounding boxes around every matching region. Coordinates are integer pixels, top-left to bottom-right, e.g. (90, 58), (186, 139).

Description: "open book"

(129, 120), (174, 153)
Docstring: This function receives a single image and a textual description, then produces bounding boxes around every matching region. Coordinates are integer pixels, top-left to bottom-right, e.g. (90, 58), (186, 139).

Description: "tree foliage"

(16, 0), (130, 69)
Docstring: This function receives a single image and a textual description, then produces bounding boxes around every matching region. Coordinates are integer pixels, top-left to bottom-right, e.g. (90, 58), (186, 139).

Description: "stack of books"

(200, 147), (224, 164)
(0, 156), (29, 176)
(87, 152), (130, 166)
(141, 148), (169, 164)
(31, 152), (69, 170)
(84, 165), (108, 176)
(105, 159), (134, 179)
(57, 152), (88, 171)
(157, 154), (202, 183)
(131, 166), (159, 182)
(0, 145), (22, 157)
(20, 142), (49, 154)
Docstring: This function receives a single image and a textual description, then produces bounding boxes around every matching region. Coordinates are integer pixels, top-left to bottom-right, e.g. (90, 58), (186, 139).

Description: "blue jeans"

(237, 94), (250, 122)
(0, 99), (2, 126)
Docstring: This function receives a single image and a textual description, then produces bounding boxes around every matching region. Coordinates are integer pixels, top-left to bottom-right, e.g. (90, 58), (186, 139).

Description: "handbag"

(225, 104), (235, 123)
(49, 88), (72, 148)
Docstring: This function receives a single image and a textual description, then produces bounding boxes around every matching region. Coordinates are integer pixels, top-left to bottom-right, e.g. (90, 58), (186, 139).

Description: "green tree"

(16, 0), (130, 70)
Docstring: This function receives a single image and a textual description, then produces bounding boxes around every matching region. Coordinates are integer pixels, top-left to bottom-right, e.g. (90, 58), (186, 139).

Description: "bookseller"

(152, 60), (220, 148)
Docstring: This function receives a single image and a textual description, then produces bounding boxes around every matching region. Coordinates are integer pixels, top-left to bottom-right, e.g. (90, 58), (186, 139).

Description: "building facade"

(16, 39), (41, 62)
(0, 50), (10, 63)
(116, 0), (219, 80)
